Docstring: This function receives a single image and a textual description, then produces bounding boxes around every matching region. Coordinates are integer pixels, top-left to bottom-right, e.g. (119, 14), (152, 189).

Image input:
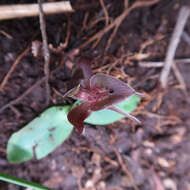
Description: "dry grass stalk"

(160, 6), (190, 88)
(0, 46), (30, 92)
(139, 58), (190, 67)
(0, 1), (73, 20)
(38, 0), (51, 105)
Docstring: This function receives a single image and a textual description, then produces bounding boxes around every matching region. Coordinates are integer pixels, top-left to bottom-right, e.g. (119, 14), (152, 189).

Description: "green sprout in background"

(0, 172), (51, 190)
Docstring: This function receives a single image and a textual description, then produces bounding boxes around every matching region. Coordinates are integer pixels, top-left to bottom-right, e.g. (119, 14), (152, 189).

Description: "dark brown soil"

(0, 0), (190, 190)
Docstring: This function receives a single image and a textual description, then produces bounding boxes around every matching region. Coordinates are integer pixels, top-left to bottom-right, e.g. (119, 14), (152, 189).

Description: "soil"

(0, 0), (190, 190)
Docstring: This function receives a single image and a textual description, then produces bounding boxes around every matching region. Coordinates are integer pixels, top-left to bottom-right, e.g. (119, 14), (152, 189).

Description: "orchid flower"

(65, 57), (142, 134)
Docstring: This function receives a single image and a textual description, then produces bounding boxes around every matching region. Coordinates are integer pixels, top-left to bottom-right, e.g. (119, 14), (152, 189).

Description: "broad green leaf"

(73, 95), (141, 125)
(0, 172), (51, 190)
(7, 106), (73, 163)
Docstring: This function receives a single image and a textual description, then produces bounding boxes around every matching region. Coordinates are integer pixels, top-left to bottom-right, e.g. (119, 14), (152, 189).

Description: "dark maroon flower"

(65, 57), (142, 134)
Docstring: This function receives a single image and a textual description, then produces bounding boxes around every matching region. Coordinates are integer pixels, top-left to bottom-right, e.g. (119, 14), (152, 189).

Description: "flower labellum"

(66, 57), (143, 134)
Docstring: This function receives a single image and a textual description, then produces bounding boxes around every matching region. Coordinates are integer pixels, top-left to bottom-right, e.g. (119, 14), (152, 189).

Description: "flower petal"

(77, 57), (93, 79)
(109, 106), (141, 124)
(90, 73), (136, 110)
(67, 102), (92, 134)
(62, 84), (82, 100)
(90, 73), (135, 94)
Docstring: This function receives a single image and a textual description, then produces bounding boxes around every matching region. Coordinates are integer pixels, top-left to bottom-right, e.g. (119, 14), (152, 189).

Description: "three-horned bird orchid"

(65, 57), (143, 134)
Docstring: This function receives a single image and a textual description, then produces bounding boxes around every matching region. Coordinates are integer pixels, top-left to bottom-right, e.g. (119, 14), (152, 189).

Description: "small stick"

(99, 0), (109, 26)
(124, 0), (129, 8)
(0, 46), (30, 92)
(139, 61), (164, 68)
(172, 62), (187, 91)
(160, 6), (190, 88)
(48, 16), (71, 52)
(38, 0), (50, 105)
(0, 29), (13, 39)
(139, 58), (190, 67)
(0, 2), (73, 20)
(62, 16), (71, 49)
(105, 22), (119, 52)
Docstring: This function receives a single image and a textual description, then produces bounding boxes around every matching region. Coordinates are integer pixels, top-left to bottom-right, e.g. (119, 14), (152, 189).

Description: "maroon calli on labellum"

(66, 57), (143, 134)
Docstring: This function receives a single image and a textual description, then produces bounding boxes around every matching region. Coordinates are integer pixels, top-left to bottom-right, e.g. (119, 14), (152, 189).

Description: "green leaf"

(7, 106), (73, 163)
(0, 172), (51, 190)
(74, 95), (140, 125)
(7, 95), (140, 163)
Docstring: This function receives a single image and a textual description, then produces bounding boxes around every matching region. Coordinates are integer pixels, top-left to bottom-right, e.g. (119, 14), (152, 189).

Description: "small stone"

(171, 135), (182, 143)
(143, 140), (155, 148)
(145, 148), (153, 155)
(158, 157), (170, 168)
(163, 178), (177, 190)
(51, 160), (56, 170)
(98, 181), (106, 188)
(85, 180), (94, 188)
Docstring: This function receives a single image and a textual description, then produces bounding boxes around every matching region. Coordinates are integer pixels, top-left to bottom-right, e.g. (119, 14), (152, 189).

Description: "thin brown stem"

(99, 0), (109, 26)
(38, 0), (51, 105)
(160, 6), (190, 88)
(0, 46), (30, 92)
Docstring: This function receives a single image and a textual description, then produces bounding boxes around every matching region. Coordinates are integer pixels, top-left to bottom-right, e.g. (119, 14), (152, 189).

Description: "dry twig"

(0, 1), (73, 20)
(0, 29), (13, 39)
(38, 0), (51, 105)
(160, 6), (190, 88)
(172, 62), (187, 92)
(139, 59), (190, 68)
(99, 0), (109, 26)
(0, 46), (30, 92)
(49, 16), (71, 53)
(124, 0), (129, 8)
